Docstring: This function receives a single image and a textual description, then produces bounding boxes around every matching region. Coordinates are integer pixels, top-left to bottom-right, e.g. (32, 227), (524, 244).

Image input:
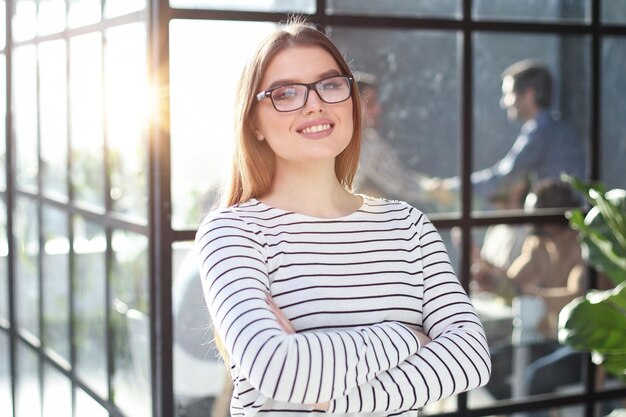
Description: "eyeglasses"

(256, 75), (354, 112)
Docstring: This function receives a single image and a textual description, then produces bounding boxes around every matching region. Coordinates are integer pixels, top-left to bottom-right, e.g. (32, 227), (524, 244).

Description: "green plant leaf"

(564, 177), (626, 285)
(590, 189), (626, 255)
(562, 174), (605, 205)
(578, 227), (626, 285)
(559, 282), (626, 382)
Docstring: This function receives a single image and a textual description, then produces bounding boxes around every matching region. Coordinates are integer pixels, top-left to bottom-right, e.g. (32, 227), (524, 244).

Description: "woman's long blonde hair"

(222, 19), (362, 208)
(213, 19), (362, 362)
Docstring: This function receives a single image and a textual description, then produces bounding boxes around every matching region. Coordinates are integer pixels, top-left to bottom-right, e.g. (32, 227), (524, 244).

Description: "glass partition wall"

(1, 1), (626, 417)
(2, 1), (151, 417)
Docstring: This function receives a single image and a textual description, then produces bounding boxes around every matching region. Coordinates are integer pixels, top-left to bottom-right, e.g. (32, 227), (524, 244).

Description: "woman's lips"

(296, 120), (335, 139)
(301, 123), (331, 134)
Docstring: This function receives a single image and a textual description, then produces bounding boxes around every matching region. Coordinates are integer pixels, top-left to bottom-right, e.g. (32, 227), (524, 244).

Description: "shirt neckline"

(248, 195), (368, 221)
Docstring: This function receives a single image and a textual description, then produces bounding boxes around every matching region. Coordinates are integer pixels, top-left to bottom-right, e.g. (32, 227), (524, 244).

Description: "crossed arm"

(196, 210), (491, 414)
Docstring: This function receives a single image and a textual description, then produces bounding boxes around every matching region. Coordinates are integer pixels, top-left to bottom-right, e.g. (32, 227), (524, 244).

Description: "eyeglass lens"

(271, 76), (351, 111)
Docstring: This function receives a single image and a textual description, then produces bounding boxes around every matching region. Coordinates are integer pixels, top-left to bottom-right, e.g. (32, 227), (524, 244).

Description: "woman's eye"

(320, 81), (341, 90)
(319, 77), (347, 91)
(273, 87), (298, 102)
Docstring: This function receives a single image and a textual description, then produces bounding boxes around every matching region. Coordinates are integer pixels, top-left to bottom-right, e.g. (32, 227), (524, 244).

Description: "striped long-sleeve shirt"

(195, 196), (491, 417)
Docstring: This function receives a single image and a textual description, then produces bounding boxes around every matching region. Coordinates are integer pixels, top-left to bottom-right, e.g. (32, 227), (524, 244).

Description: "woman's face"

(254, 45), (354, 168)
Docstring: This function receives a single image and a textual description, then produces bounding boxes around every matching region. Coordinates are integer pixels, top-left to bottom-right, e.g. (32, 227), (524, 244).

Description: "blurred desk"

(472, 294), (551, 400)
(472, 294), (526, 399)
(471, 293), (514, 346)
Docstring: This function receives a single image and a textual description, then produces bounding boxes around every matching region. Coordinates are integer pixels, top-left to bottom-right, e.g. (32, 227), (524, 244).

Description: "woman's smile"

(296, 118), (335, 139)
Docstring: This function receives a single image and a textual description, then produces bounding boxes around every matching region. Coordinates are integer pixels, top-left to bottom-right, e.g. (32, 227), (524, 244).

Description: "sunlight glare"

(0, 2), (6, 49)
(38, 0), (66, 36)
(69, 33), (103, 151)
(105, 24), (148, 152)
(103, 0), (146, 19)
(39, 40), (68, 163)
(170, 0), (273, 10)
(68, 0), (101, 28)
(12, 0), (36, 41)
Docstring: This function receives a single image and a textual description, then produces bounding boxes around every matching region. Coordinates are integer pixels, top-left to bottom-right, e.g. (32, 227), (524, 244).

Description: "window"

(2, 1), (151, 417)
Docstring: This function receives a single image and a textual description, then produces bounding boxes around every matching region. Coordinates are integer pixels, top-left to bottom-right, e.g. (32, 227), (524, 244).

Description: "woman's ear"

(251, 116), (265, 141)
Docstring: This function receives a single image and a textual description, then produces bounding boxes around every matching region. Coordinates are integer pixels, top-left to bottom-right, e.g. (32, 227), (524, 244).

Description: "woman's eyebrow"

(266, 69), (342, 90)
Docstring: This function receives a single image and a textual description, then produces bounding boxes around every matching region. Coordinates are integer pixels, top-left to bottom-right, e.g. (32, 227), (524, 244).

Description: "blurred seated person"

(481, 179), (586, 401)
(354, 71), (430, 206)
(424, 60), (585, 208)
(470, 178), (531, 301)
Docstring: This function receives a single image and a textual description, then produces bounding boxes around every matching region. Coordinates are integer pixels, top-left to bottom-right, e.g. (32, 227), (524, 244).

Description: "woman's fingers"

(405, 325), (432, 348)
(415, 331), (432, 348)
(265, 292), (296, 334)
(307, 401), (329, 411)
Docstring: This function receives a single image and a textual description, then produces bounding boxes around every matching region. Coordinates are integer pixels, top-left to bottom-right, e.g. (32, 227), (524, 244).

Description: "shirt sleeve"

(328, 213), (492, 414)
(195, 209), (421, 405)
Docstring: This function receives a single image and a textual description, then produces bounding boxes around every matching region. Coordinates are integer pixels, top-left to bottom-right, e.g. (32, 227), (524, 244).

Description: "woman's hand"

(265, 292), (296, 334)
(406, 325), (432, 348)
(265, 292), (329, 411)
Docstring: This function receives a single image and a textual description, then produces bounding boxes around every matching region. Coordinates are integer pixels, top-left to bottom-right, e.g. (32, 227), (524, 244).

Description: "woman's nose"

(302, 89), (325, 114)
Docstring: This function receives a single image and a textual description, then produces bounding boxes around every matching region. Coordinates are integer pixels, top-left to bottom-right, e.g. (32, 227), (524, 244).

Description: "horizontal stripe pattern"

(195, 196), (491, 417)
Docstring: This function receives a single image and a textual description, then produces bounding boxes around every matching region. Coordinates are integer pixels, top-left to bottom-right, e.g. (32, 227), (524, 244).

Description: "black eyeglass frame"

(255, 75), (354, 112)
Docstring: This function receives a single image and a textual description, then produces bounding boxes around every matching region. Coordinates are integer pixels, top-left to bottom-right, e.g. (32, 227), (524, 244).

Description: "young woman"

(195, 20), (491, 416)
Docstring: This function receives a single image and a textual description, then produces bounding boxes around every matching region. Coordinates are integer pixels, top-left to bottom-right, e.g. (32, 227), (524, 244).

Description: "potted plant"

(558, 175), (626, 387)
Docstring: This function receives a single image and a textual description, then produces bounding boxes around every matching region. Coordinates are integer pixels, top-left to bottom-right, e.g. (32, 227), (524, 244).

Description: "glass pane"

(13, 45), (39, 191)
(469, 221), (586, 405)
(169, 20), (275, 229)
(40, 40), (69, 199)
(603, 0), (626, 23)
(14, 196), (40, 338)
(486, 406), (586, 417)
(76, 388), (109, 417)
(70, 33), (105, 209)
(0, 2), (6, 49)
(0, 54), (7, 190)
(104, 0), (145, 18)
(172, 242), (226, 416)
(598, 396), (626, 417)
(0, 197), (7, 322)
(38, 0), (66, 36)
(330, 27), (459, 215)
(435, 229), (460, 276)
(169, 0), (314, 13)
(111, 229), (150, 417)
(73, 215), (107, 398)
(12, 0), (37, 42)
(601, 37), (626, 190)
(16, 342), (41, 417)
(43, 363), (72, 417)
(43, 205), (70, 361)
(111, 231), (149, 315)
(596, 368), (626, 398)
(68, 0), (101, 28)
(105, 24), (148, 221)
(0, 331), (12, 417)
(327, 0), (460, 18)
(471, 33), (589, 213)
(473, 0), (589, 22)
